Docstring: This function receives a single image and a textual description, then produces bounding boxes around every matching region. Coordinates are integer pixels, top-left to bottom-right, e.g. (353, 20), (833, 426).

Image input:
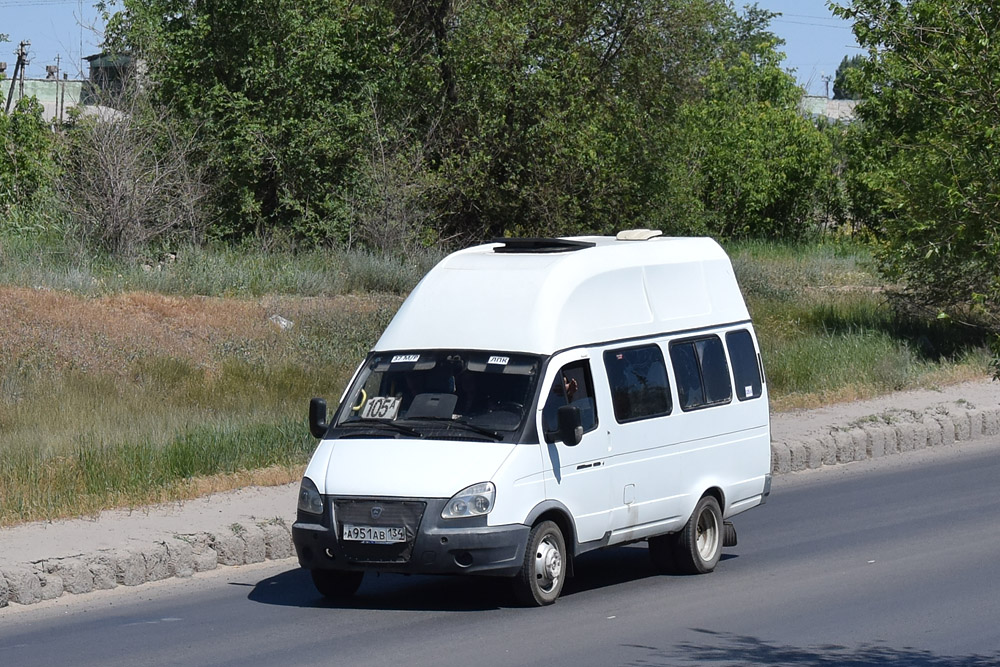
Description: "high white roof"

(374, 236), (750, 355)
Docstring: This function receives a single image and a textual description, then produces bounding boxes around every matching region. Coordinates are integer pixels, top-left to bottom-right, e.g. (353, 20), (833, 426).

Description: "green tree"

(832, 54), (864, 100)
(412, 0), (726, 240)
(107, 0), (414, 243)
(663, 26), (832, 239)
(832, 0), (1000, 341)
(0, 97), (57, 221)
(104, 0), (833, 248)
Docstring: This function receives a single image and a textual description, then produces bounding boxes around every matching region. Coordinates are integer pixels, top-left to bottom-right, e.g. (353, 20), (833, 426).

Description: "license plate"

(342, 523), (406, 544)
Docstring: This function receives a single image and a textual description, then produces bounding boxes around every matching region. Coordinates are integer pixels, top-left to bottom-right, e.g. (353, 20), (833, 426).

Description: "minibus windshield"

(335, 350), (541, 439)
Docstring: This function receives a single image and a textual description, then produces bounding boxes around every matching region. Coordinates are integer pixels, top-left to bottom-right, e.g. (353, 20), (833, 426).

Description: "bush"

(0, 97), (57, 220)
(56, 81), (207, 257)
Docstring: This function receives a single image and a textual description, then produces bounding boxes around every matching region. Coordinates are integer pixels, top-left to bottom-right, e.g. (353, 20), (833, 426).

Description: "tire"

(512, 520), (566, 606)
(674, 495), (723, 575)
(310, 569), (364, 599)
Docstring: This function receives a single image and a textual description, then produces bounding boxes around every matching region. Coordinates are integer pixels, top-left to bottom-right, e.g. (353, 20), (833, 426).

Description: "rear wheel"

(674, 496), (723, 574)
(512, 520), (566, 606)
(310, 569), (364, 599)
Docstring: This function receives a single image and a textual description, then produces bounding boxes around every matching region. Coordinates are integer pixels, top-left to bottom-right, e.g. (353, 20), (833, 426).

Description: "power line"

(0, 0), (79, 6)
(772, 18), (854, 30)
(780, 13), (850, 23)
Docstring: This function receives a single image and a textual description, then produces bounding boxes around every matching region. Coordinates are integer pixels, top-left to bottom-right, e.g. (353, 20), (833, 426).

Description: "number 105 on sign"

(360, 396), (401, 420)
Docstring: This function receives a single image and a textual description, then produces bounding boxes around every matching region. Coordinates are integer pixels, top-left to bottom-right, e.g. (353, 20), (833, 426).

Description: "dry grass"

(0, 288), (400, 526)
(0, 287), (386, 376)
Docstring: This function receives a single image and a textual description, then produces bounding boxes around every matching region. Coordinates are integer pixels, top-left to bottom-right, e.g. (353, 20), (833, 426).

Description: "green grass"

(0, 234), (992, 526)
(727, 240), (993, 409)
(0, 233), (442, 297)
(0, 299), (398, 525)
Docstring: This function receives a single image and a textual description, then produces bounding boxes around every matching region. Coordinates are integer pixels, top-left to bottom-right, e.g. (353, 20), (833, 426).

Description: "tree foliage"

(425, 0), (726, 239)
(832, 54), (864, 100)
(98, 0), (832, 248)
(106, 0), (410, 242)
(0, 98), (57, 221)
(832, 1), (1000, 334)
(668, 41), (832, 239)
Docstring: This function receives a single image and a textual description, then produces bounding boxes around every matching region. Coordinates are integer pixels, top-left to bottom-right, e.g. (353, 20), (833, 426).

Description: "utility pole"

(822, 74), (833, 99)
(4, 41), (30, 114)
(18, 41), (28, 101)
(60, 73), (68, 125)
(55, 54), (62, 125)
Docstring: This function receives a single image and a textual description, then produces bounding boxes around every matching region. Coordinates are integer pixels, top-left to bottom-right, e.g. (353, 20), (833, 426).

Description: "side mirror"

(557, 405), (583, 446)
(309, 397), (329, 439)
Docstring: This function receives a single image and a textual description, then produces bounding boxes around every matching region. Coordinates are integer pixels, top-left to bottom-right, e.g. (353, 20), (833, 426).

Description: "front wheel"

(512, 520), (566, 606)
(674, 495), (723, 574)
(310, 569), (364, 599)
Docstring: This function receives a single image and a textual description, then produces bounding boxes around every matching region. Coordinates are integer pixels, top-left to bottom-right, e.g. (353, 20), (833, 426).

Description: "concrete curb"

(769, 405), (1000, 475)
(1, 519), (294, 608)
(3, 403), (998, 608)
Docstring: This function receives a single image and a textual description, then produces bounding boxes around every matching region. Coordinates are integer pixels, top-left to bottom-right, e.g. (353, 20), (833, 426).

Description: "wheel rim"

(533, 534), (563, 593)
(696, 506), (720, 562)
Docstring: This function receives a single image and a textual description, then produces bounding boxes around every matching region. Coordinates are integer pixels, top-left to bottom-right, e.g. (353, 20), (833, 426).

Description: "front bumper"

(292, 496), (530, 577)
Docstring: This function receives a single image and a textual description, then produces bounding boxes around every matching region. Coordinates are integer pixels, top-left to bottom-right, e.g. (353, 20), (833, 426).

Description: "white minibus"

(293, 231), (771, 605)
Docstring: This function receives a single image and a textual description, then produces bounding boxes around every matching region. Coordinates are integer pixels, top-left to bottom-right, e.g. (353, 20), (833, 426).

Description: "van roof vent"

(492, 238), (596, 254)
(616, 228), (663, 241)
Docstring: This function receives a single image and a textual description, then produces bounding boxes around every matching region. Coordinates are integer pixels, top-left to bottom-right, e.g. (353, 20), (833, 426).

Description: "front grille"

(333, 498), (427, 563)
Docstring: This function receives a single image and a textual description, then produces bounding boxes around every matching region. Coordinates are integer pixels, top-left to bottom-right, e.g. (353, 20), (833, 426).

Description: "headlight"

(442, 482), (495, 519)
(297, 477), (324, 515)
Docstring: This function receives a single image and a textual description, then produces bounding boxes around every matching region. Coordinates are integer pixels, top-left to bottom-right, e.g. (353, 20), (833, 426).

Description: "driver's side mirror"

(309, 397), (329, 439)
(557, 405), (583, 446)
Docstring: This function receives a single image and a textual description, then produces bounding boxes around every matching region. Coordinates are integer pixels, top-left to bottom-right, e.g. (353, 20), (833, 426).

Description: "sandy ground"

(1, 377), (996, 571)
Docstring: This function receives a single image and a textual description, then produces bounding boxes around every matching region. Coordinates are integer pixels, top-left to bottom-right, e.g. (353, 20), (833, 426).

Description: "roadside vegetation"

(0, 238), (991, 526)
(730, 241), (992, 410)
(1, 1), (997, 524)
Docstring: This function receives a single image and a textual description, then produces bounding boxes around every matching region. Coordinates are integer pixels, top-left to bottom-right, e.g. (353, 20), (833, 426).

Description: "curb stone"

(773, 402), (994, 478)
(4, 567), (42, 606)
(164, 537), (195, 579)
(0, 519), (295, 607)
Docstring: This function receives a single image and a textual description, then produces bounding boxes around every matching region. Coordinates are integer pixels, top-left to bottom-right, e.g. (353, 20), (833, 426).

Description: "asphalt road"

(3, 439), (999, 667)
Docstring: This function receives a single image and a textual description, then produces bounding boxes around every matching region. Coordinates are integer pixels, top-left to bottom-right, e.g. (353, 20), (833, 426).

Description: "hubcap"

(696, 507), (720, 561)
(534, 535), (563, 593)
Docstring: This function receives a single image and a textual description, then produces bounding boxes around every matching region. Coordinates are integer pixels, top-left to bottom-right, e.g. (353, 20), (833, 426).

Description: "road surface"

(2, 438), (998, 667)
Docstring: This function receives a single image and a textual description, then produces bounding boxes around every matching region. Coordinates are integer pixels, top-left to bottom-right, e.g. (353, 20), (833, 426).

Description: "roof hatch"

(491, 238), (596, 254)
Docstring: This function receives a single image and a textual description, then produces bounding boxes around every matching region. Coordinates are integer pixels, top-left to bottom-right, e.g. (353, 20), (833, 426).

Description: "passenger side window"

(726, 329), (763, 401)
(669, 336), (732, 411)
(603, 345), (672, 423)
(542, 360), (598, 442)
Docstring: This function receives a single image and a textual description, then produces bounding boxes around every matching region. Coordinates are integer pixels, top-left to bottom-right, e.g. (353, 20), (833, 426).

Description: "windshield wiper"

(440, 418), (503, 442)
(337, 420), (424, 438)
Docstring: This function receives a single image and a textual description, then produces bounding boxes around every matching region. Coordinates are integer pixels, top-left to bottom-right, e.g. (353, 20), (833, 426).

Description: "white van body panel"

(374, 237), (749, 355)
(314, 439), (516, 498)
(538, 349), (614, 544)
(484, 444), (548, 526)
